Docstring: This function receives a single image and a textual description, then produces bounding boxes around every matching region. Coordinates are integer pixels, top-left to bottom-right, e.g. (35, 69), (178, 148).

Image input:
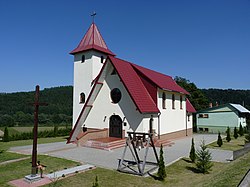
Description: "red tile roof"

(132, 64), (190, 95)
(70, 23), (115, 56)
(186, 98), (196, 113)
(109, 56), (159, 113)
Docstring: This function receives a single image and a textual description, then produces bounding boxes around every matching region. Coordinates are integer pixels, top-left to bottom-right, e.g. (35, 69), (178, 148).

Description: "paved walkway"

(10, 134), (233, 170)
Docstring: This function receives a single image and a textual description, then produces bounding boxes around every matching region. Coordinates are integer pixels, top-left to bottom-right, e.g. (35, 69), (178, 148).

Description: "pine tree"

(92, 176), (99, 187)
(217, 132), (223, 147)
(157, 144), (166, 181)
(189, 138), (196, 162)
(3, 127), (9, 142)
(226, 127), (231, 142)
(233, 127), (238, 139)
(196, 140), (213, 174)
(239, 123), (244, 136)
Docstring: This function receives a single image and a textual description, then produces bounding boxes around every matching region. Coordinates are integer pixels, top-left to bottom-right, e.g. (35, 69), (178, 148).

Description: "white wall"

(157, 89), (187, 135)
(72, 51), (107, 126)
(83, 62), (148, 135)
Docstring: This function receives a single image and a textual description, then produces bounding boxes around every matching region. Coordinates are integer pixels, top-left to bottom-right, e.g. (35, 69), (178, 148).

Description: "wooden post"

(31, 85), (48, 176)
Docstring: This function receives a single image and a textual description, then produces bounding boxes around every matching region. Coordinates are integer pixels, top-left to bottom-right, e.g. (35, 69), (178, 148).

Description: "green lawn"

(0, 126), (68, 136)
(43, 151), (250, 187)
(0, 137), (68, 164)
(207, 135), (245, 151)
(0, 155), (80, 187)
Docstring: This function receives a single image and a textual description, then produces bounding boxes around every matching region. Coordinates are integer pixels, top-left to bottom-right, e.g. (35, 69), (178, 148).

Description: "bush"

(226, 127), (231, 142)
(3, 127), (9, 142)
(157, 144), (166, 181)
(189, 138), (196, 162)
(92, 176), (99, 187)
(239, 123), (244, 136)
(196, 140), (213, 174)
(245, 129), (250, 143)
(233, 127), (238, 139)
(217, 132), (223, 147)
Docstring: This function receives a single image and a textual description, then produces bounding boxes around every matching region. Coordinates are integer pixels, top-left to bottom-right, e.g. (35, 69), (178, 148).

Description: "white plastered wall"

(157, 89), (187, 135)
(72, 51), (107, 126)
(82, 62), (153, 136)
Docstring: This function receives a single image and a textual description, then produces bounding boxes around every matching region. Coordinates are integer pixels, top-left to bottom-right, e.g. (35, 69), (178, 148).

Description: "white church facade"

(67, 22), (196, 146)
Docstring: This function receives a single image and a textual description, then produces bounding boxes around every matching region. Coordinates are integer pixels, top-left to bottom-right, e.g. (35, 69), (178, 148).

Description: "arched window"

(172, 94), (175, 109)
(80, 92), (85, 103)
(81, 55), (85, 63)
(101, 56), (104, 63)
(162, 92), (166, 109)
(111, 88), (122, 103)
(180, 95), (183, 109)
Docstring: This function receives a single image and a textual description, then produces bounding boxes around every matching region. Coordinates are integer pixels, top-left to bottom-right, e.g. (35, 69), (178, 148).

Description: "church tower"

(70, 22), (115, 126)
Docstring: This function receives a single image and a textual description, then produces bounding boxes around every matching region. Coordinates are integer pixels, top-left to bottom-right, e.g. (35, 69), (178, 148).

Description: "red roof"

(70, 23), (115, 56)
(132, 64), (190, 95)
(109, 56), (159, 113)
(186, 98), (196, 113)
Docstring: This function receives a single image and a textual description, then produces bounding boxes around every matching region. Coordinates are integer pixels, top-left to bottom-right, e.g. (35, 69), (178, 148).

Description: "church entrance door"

(109, 115), (122, 138)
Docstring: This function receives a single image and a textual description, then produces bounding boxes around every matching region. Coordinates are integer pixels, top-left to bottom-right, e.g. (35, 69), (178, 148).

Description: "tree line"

(0, 86), (72, 127)
(0, 82), (249, 127)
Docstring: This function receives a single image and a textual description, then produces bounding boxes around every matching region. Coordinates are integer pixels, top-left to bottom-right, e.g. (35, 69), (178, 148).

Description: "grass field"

(0, 137), (67, 163)
(0, 126), (68, 136)
(0, 155), (80, 187)
(0, 137), (250, 187)
(42, 152), (250, 187)
(207, 135), (245, 151)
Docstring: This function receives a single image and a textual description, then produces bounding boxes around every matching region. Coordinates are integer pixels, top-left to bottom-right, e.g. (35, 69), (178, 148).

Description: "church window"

(80, 92), (85, 103)
(81, 55), (85, 63)
(101, 56), (104, 63)
(180, 95), (183, 109)
(188, 114), (190, 121)
(172, 94), (175, 109)
(111, 88), (121, 103)
(162, 92), (166, 109)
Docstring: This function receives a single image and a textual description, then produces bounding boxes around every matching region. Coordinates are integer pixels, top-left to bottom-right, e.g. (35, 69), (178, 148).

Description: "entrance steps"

(82, 137), (126, 151)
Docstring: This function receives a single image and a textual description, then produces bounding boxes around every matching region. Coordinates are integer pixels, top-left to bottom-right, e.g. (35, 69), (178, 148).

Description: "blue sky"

(0, 0), (249, 93)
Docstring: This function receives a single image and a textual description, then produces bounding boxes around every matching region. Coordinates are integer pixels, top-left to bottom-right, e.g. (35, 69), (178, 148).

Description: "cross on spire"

(91, 11), (97, 23)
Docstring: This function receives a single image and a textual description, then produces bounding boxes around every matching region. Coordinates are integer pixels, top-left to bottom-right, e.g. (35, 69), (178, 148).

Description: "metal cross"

(31, 85), (48, 176)
(91, 11), (97, 23)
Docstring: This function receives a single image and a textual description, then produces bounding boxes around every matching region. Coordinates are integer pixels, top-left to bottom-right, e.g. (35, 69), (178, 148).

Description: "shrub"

(233, 127), (238, 139)
(226, 127), (231, 142)
(196, 140), (213, 174)
(3, 127), (9, 142)
(217, 132), (223, 147)
(239, 123), (244, 136)
(189, 138), (196, 162)
(92, 176), (99, 187)
(157, 144), (166, 181)
(245, 129), (250, 143)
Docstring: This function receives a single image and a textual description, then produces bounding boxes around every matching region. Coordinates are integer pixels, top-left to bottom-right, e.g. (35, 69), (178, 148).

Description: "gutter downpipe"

(158, 112), (161, 140)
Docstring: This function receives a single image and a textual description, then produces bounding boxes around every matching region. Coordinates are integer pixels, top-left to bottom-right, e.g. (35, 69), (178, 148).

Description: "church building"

(67, 21), (196, 147)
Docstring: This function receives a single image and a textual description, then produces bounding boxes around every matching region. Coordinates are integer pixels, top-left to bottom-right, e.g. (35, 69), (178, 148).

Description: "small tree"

(239, 123), (244, 136)
(157, 144), (166, 181)
(3, 127), (9, 142)
(233, 127), (238, 139)
(189, 138), (196, 162)
(53, 125), (58, 137)
(217, 132), (223, 147)
(245, 129), (250, 143)
(92, 176), (99, 187)
(226, 127), (231, 142)
(196, 140), (213, 174)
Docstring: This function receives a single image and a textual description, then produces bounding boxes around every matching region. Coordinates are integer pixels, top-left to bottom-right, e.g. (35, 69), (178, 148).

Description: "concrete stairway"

(83, 138), (126, 151)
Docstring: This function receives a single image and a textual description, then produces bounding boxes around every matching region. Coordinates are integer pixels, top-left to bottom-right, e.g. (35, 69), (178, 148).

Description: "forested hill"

(0, 86), (72, 126)
(202, 89), (250, 110)
(0, 84), (250, 127)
